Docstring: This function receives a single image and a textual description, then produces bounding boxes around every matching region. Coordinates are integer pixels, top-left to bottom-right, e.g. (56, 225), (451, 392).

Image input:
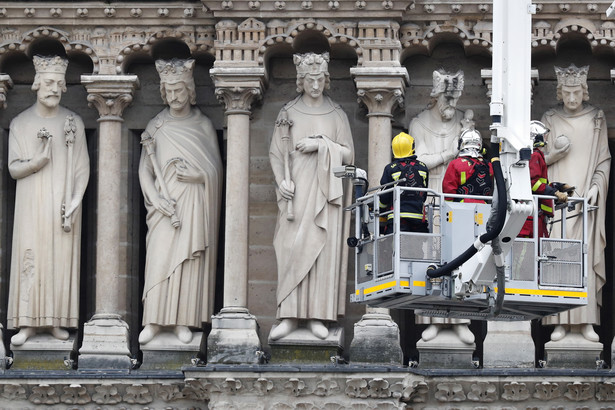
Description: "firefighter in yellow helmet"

(378, 132), (429, 233)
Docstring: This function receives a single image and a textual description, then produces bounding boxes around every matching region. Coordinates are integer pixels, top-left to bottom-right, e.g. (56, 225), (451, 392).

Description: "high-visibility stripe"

(494, 287), (587, 298)
(540, 203), (553, 213)
(392, 171), (401, 180)
(413, 281), (425, 287)
(460, 171), (466, 185)
(363, 280), (399, 295)
(379, 201), (387, 208)
(532, 180), (543, 191)
(418, 170), (427, 183)
(387, 212), (423, 220)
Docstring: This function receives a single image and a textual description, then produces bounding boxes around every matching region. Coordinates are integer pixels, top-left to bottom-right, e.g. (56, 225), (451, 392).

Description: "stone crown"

(431, 69), (464, 96)
(555, 64), (589, 87)
(155, 58), (195, 84)
(294, 52), (329, 76)
(33, 55), (68, 74)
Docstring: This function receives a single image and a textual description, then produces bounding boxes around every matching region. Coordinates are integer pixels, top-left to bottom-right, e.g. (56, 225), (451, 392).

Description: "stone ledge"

(0, 367), (612, 408)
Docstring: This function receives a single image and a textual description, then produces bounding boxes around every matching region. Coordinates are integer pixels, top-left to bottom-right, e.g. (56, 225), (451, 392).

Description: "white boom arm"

(455, 0), (535, 291)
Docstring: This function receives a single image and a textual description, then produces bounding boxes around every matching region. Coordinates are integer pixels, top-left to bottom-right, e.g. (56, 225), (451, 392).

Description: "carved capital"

(0, 74), (14, 109)
(356, 88), (403, 117)
(81, 75), (140, 120)
(210, 67), (266, 114)
(350, 67), (408, 116)
(214, 86), (262, 114)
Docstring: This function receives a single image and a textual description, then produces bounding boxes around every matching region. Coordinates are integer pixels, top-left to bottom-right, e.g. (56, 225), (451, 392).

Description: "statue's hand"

(296, 137), (320, 153)
(279, 179), (295, 200)
(587, 184), (599, 206)
(545, 135), (571, 165)
(64, 197), (81, 218)
(176, 164), (205, 184)
(31, 138), (52, 171)
(153, 196), (175, 217)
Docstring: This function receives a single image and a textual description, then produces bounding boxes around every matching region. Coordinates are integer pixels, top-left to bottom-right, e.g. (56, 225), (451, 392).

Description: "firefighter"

(379, 132), (429, 233)
(518, 120), (569, 238)
(442, 129), (493, 203)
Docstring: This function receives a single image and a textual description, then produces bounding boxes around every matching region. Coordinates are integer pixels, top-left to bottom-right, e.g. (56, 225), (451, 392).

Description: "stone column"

(207, 67), (265, 364)
(78, 75), (139, 370)
(0, 74), (12, 370)
(480, 68), (535, 368)
(348, 67), (408, 364)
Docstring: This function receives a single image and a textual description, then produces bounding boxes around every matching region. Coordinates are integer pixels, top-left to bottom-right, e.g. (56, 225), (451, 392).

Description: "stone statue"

(138, 59), (223, 345)
(540, 64), (610, 342)
(268, 52), (354, 341)
(408, 69), (475, 345)
(409, 69), (474, 191)
(7, 55), (90, 346)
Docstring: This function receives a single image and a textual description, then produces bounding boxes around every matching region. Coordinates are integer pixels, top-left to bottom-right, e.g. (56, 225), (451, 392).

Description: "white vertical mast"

(491, 0), (534, 201)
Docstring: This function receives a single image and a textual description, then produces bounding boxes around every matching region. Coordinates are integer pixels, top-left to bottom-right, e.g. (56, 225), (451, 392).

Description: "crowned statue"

(268, 52), (354, 341)
(138, 58), (223, 345)
(541, 64), (611, 343)
(7, 55), (90, 346)
(408, 69), (476, 346)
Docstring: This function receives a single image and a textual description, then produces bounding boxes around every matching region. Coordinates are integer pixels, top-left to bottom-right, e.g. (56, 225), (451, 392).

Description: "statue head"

(555, 64), (589, 113)
(294, 52), (330, 95)
(32, 55), (68, 109)
(156, 59), (197, 107)
(428, 69), (464, 121)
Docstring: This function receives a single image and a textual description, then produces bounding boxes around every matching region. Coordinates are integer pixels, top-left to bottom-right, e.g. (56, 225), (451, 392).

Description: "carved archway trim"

(0, 26), (100, 73)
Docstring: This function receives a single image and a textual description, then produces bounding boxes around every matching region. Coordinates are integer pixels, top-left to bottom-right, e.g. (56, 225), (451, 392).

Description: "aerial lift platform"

(346, 0), (589, 321)
(347, 187), (588, 321)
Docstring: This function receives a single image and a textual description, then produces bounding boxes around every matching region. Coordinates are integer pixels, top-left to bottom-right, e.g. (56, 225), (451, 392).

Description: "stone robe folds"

(269, 96), (354, 321)
(409, 108), (467, 326)
(140, 107), (222, 328)
(541, 105), (610, 325)
(409, 108), (464, 191)
(8, 106), (90, 329)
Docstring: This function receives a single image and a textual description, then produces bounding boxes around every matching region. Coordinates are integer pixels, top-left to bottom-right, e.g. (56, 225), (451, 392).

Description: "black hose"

(426, 157), (507, 278)
(479, 159), (506, 243)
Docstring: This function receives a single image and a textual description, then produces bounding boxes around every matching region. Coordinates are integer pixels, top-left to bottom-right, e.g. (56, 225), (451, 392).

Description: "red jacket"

(528, 148), (555, 216)
(518, 148), (556, 238)
(442, 156), (494, 203)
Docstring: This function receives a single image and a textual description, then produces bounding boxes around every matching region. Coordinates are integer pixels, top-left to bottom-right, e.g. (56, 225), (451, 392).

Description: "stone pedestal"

(417, 329), (475, 369)
(483, 321), (534, 368)
(207, 308), (261, 364)
(349, 313), (402, 364)
(140, 331), (203, 370)
(269, 327), (344, 364)
(545, 335), (602, 369)
(78, 314), (132, 370)
(11, 334), (77, 370)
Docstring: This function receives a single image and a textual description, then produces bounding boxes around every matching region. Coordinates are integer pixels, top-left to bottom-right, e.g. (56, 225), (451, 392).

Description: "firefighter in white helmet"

(442, 129), (493, 203)
(518, 120), (570, 238)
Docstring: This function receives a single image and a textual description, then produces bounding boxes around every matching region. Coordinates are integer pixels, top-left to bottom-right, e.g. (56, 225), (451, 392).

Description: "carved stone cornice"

(0, 74), (13, 109)
(0, 3), (213, 25)
(81, 75), (139, 120)
(351, 67), (408, 117)
(202, 0), (412, 19)
(210, 67), (266, 114)
(0, 370), (612, 407)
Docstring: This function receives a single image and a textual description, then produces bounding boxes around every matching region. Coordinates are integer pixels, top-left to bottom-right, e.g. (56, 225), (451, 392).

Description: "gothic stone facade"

(1, 0), (615, 408)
